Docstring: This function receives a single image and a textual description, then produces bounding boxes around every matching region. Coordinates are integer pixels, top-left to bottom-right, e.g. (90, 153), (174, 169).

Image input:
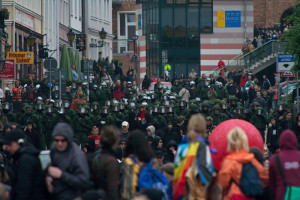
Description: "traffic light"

(76, 34), (86, 52)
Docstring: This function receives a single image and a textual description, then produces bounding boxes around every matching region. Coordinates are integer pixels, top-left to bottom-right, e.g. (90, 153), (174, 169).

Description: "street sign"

(277, 54), (295, 72)
(281, 71), (295, 77)
(7, 52), (34, 64)
(130, 54), (139, 62)
(44, 57), (58, 71)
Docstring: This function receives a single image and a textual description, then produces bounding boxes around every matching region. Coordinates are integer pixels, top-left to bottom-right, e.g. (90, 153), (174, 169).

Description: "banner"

(0, 59), (15, 79)
(217, 11), (241, 28)
(7, 52), (34, 64)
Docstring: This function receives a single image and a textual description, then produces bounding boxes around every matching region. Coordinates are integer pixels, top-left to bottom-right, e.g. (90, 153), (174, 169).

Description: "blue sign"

(277, 54), (295, 62)
(277, 54), (295, 72)
(225, 11), (241, 27)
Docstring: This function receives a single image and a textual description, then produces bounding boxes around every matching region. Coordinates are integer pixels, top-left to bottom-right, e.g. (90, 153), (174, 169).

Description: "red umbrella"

(209, 119), (264, 171)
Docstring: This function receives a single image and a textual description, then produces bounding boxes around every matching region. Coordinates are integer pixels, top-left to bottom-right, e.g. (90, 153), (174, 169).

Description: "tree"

(281, 0), (300, 71)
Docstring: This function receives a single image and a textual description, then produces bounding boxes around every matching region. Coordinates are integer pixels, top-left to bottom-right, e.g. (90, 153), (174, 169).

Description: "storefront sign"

(7, 52), (34, 64)
(0, 59), (15, 79)
(217, 11), (241, 28)
(16, 9), (34, 29)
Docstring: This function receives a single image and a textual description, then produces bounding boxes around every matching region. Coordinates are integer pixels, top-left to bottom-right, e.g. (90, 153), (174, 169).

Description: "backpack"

(234, 163), (263, 197)
(132, 158), (172, 200)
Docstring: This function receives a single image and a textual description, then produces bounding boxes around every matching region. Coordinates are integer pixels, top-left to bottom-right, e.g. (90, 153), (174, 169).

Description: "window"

(117, 12), (136, 53)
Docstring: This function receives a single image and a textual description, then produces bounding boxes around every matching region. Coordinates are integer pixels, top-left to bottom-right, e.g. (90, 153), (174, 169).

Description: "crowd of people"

(0, 55), (297, 200)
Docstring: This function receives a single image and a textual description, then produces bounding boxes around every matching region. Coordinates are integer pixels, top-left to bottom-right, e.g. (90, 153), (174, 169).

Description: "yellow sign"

(7, 52), (34, 64)
(164, 64), (171, 71)
(217, 11), (225, 28)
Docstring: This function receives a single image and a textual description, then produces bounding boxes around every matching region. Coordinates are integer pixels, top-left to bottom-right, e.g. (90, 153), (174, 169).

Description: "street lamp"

(5, 41), (11, 53)
(130, 34), (139, 80)
(67, 29), (76, 47)
(90, 28), (107, 48)
(26, 32), (36, 51)
(5, 41), (11, 58)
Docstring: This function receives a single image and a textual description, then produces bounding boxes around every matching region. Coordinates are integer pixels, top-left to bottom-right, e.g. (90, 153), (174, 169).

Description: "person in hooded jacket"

(46, 123), (90, 200)
(152, 136), (165, 154)
(5, 129), (46, 200)
(269, 130), (300, 200)
(164, 140), (177, 164)
(218, 127), (268, 200)
(91, 126), (119, 200)
(24, 121), (41, 150)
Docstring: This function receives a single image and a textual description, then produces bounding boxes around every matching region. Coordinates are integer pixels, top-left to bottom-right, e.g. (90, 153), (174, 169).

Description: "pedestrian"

(269, 130), (300, 200)
(46, 123), (90, 199)
(267, 117), (282, 153)
(71, 64), (79, 81)
(24, 121), (41, 150)
(5, 129), (46, 200)
(120, 121), (130, 139)
(91, 126), (119, 200)
(120, 131), (154, 200)
(142, 75), (151, 91)
(188, 69), (197, 81)
(179, 84), (190, 103)
(218, 58), (225, 77)
(12, 81), (22, 112)
(218, 127), (268, 200)
(173, 114), (214, 199)
(112, 80), (124, 100)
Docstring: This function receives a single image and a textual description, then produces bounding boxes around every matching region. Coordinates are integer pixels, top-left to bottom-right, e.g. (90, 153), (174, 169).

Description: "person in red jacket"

(239, 72), (248, 91)
(112, 80), (124, 100)
(218, 58), (225, 77)
(269, 130), (300, 200)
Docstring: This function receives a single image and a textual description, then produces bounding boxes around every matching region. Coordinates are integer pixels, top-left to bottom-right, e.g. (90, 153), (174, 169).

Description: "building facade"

(137, 0), (254, 77)
(85, 0), (113, 61)
(112, 0), (138, 78)
(4, 0), (44, 80)
(253, 0), (296, 26)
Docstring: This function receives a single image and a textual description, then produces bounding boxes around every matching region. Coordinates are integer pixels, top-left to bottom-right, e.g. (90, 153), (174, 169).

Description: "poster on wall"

(217, 11), (241, 28)
(0, 59), (15, 79)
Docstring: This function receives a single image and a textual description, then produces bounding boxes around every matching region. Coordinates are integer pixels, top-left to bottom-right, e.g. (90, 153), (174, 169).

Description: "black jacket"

(11, 144), (46, 200)
(142, 78), (151, 90)
(25, 129), (41, 150)
(267, 125), (282, 153)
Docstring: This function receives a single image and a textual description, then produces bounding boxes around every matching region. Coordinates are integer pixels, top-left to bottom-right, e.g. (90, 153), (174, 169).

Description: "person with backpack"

(218, 127), (268, 200)
(173, 114), (215, 200)
(120, 131), (154, 200)
(269, 129), (300, 200)
(91, 126), (119, 200)
(120, 131), (172, 200)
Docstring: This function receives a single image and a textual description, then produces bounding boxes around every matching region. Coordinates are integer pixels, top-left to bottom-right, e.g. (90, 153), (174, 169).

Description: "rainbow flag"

(173, 142), (200, 200)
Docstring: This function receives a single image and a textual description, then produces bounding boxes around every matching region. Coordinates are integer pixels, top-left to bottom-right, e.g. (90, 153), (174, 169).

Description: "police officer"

(250, 107), (267, 141)
(73, 106), (93, 145)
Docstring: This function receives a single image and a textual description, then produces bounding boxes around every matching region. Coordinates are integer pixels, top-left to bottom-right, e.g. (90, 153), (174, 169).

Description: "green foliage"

(281, 1), (300, 71)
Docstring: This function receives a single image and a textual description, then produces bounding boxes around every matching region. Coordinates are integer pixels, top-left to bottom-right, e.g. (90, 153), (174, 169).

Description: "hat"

(37, 96), (43, 101)
(146, 125), (155, 134)
(4, 129), (25, 145)
(161, 163), (174, 175)
(122, 121), (129, 127)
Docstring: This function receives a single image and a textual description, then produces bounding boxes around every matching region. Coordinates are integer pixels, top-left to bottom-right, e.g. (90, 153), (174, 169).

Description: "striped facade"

(201, 0), (254, 75)
(136, 3), (146, 84)
(136, 0), (254, 80)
